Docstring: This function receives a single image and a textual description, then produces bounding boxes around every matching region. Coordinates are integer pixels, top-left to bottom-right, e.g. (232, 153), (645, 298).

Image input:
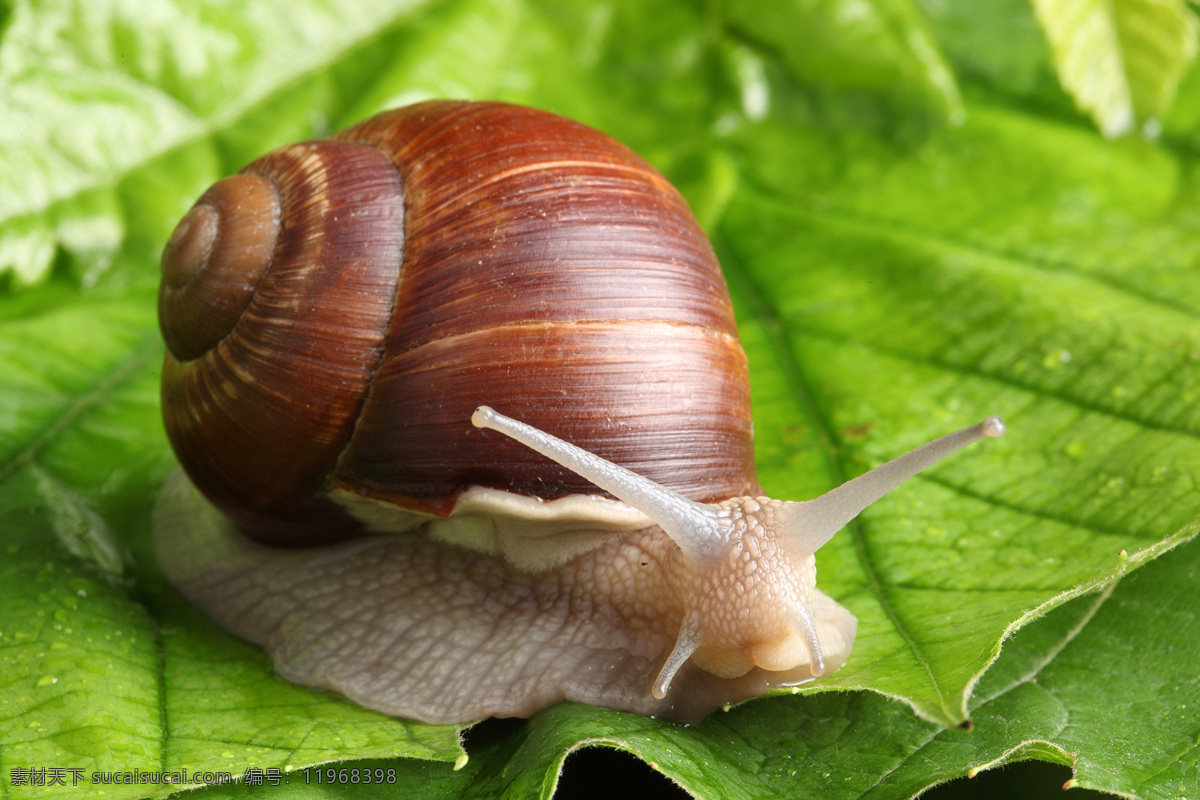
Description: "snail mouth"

(691, 630), (813, 680)
(749, 630), (812, 673)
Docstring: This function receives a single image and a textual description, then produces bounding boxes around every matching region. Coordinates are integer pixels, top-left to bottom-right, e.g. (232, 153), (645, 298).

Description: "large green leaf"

(411, 522), (1199, 799)
(0, 0), (1197, 798)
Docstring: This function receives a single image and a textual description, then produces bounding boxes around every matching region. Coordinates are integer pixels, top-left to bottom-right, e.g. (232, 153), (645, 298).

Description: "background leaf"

(0, 0), (435, 288)
(1030, 0), (1200, 136)
(1, 0), (1198, 798)
(720, 0), (964, 125)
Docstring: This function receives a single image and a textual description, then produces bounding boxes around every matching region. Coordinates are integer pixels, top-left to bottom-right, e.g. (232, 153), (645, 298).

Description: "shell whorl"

(159, 101), (757, 544)
(159, 174), (281, 361)
(160, 140), (405, 543)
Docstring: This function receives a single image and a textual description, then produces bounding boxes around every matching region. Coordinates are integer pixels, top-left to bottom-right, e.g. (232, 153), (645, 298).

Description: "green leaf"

(952, 533), (1200, 798)
(437, 530), (1200, 800)
(719, 0), (964, 126)
(0, 289), (461, 799)
(1030, 0), (1200, 136)
(1, 0), (1198, 798)
(0, 0), (436, 289)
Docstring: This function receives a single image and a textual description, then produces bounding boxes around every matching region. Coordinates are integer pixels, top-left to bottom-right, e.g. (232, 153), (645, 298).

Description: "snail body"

(154, 101), (1004, 722)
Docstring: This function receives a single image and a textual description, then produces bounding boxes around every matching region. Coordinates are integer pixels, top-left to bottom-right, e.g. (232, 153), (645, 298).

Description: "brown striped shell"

(159, 101), (757, 546)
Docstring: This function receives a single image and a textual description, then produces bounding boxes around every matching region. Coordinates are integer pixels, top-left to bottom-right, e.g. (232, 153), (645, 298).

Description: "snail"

(153, 100), (1005, 723)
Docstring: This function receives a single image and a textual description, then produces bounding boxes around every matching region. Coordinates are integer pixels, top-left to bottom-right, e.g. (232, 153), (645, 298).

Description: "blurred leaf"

(0, 0), (435, 288)
(1030, 0), (1200, 136)
(720, 0), (964, 126)
(0, 0), (1198, 798)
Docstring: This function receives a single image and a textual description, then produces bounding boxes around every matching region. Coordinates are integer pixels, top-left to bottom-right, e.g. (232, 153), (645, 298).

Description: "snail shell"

(157, 100), (754, 548)
(154, 100), (1004, 723)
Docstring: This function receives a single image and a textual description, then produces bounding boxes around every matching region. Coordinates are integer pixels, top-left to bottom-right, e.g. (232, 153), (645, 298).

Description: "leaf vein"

(155, 609), (170, 778)
(794, 325), (1200, 440)
(745, 184), (1200, 321)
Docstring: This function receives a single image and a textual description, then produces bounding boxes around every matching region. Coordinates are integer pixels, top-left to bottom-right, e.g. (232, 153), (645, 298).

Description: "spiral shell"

(159, 101), (756, 545)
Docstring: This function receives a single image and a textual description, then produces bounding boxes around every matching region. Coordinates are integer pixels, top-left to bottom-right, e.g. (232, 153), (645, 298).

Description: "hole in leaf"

(924, 760), (1110, 799)
(558, 746), (690, 799)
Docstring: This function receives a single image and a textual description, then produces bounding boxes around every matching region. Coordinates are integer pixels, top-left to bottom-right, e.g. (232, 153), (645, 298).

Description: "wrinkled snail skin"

(154, 100), (1006, 723)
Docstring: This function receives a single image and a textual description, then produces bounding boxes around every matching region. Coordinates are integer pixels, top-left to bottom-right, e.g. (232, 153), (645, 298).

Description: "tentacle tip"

(652, 665), (676, 699)
(652, 623), (700, 701)
(471, 406), (496, 429)
(981, 416), (1006, 438)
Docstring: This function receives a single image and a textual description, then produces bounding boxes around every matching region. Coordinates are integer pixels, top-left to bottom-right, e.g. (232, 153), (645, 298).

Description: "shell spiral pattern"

(158, 101), (756, 545)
